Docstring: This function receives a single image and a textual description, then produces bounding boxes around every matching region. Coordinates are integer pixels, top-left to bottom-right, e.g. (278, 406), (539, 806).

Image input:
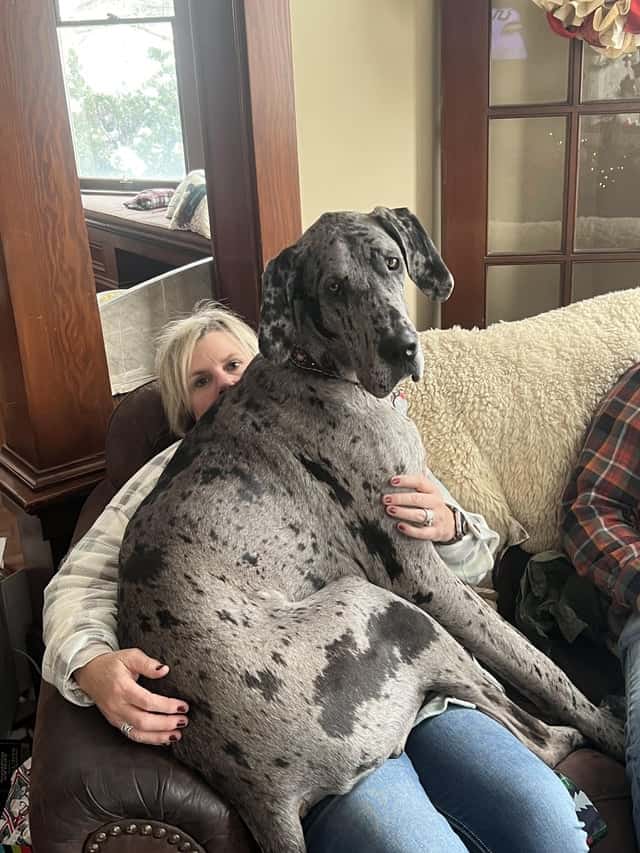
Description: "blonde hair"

(155, 300), (259, 436)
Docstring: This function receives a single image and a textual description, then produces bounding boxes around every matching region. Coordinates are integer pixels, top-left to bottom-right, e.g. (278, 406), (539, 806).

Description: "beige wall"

(289, 0), (439, 329)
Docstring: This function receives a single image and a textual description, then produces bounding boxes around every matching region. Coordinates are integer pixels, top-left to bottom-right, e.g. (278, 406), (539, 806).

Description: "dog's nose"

(403, 339), (418, 360)
(378, 329), (419, 367)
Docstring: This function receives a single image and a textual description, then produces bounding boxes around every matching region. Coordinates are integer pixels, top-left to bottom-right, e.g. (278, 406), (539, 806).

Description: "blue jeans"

(620, 610), (640, 844)
(303, 707), (588, 853)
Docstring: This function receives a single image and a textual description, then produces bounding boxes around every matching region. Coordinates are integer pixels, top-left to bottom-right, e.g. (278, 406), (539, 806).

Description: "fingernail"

(391, 477), (400, 485)
(169, 734), (180, 742)
(397, 523), (406, 532)
(177, 705), (188, 713)
(383, 495), (392, 504)
(387, 506), (397, 515)
(177, 720), (187, 728)
(155, 663), (166, 671)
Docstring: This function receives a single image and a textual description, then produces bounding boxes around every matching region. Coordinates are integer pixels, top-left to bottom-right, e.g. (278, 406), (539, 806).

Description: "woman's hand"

(73, 649), (189, 746)
(382, 474), (457, 543)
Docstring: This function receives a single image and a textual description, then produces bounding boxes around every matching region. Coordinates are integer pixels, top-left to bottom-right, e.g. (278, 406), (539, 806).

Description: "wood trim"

(0, 446), (106, 492)
(441, 0), (489, 328)
(489, 100), (640, 118)
(484, 251), (640, 264)
(84, 211), (210, 258)
(189, 0), (301, 330)
(561, 41), (583, 305)
(173, 1), (206, 172)
(0, 1), (113, 511)
(243, 0), (302, 266)
(189, 0), (263, 328)
(0, 463), (104, 514)
(79, 178), (179, 191)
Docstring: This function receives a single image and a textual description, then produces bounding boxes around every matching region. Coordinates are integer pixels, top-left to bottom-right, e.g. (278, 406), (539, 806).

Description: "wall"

(289, 0), (439, 329)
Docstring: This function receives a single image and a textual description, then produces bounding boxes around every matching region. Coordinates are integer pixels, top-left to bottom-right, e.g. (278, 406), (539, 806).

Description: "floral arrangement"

(530, 0), (640, 57)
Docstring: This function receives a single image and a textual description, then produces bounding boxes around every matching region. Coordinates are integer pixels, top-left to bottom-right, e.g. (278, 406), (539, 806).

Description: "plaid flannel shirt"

(43, 442), (499, 706)
(561, 362), (640, 637)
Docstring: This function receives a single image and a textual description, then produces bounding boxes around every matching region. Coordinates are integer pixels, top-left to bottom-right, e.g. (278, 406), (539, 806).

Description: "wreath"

(530, 1), (640, 57)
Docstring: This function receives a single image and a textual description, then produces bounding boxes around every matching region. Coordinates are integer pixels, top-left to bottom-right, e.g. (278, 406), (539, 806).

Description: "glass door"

(441, 0), (640, 328)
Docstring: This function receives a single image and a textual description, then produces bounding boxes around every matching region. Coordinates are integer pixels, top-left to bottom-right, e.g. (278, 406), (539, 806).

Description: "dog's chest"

(121, 379), (424, 602)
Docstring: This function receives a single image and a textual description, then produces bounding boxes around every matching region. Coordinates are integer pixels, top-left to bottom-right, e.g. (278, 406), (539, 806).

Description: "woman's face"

(188, 330), (253, 421)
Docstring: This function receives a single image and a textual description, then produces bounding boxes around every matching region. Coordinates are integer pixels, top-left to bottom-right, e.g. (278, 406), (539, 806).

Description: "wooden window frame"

(54, 1), (205, 191)
(441, 0), (640, 329)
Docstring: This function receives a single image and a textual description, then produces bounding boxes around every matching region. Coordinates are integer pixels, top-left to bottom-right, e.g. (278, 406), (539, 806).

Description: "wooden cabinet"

(83, 195), (211, 291)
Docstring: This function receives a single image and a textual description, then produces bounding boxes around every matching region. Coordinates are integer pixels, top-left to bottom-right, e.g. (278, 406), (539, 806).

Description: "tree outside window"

(55, 0), (201, 188)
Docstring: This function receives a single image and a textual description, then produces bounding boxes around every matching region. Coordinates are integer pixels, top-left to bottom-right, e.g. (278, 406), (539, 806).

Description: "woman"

(42, 302), (588, 853)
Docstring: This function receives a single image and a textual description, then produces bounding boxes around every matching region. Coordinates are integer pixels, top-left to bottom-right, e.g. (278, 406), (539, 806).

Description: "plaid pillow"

(124, 188), (174, 211)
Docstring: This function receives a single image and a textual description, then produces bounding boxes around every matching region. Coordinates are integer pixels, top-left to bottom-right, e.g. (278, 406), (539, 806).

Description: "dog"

(119, 207), (623, 853)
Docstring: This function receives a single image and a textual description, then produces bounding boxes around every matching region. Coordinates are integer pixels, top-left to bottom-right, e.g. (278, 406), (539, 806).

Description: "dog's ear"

(371, 207), (454, 301)
(259, 246), (299, 364)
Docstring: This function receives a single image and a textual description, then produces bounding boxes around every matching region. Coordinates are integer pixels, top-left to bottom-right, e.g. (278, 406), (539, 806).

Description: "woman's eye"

(226, 361), (242, 372)
(194, 376), (210, 388)
(386, 257), (400, 271)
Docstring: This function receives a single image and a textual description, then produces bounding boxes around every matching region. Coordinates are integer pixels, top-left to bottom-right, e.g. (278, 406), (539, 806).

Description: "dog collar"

(289, 348), (360, 386)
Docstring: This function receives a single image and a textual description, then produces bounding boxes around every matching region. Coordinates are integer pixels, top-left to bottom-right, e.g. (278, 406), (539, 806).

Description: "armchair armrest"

(30, 682), (257, 853)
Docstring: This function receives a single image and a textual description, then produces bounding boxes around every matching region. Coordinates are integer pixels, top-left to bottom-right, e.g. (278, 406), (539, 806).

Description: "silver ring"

(120, 721), (134, 739)
(421, 508), (435, 527)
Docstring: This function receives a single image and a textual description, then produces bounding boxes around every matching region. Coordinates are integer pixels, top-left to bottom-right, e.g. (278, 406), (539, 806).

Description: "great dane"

(119, 207), (623, 853)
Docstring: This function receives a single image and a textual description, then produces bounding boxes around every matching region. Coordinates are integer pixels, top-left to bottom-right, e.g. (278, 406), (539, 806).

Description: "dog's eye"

(327, 280), (341, 294)
(386, 257), (400, 271)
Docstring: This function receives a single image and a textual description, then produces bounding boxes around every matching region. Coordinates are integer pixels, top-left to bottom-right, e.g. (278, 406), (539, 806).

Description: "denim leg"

(303, 751), (470, 853)
(406, 708), (589, 853)
(619, 611), (640, 845)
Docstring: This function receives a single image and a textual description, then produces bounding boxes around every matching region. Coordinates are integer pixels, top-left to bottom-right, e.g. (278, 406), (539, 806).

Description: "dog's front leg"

(389, 546), (624, 762)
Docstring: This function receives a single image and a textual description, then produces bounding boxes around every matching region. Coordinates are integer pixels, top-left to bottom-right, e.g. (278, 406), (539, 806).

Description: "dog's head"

(259, 207), (453, 397)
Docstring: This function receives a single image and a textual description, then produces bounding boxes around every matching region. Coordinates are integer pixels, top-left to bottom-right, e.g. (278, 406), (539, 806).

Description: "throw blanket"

(402, 288), (640, 553)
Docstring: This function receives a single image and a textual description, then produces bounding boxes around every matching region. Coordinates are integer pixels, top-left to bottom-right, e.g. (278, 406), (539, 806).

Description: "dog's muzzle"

(378, 328), (423, 383)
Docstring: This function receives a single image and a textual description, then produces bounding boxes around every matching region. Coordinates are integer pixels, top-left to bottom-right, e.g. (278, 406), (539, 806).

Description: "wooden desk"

(82, 193), (211, 291)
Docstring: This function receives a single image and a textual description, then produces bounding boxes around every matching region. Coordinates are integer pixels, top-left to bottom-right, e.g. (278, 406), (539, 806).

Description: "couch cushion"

(69, 382), (177, 548)
(106, 381), (177, 492)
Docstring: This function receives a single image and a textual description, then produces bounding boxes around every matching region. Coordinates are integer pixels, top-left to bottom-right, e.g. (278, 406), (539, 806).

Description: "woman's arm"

(383, 471), (500, 586)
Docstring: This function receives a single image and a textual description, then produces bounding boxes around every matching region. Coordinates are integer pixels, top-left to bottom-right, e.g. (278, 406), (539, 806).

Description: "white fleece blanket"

(402, 288), (640, 554)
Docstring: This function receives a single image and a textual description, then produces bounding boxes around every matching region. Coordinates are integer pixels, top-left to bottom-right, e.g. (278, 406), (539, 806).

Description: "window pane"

(581, 48), (640, 102)
(58, 0), (174, 21)
(486, 264), (561, 324)
(58, 23), (185, 180)
(572, 262), (640, 302)
(490, 1), (569, 106)
(488, 117), (566, 253)
(575, 114), (640, 251)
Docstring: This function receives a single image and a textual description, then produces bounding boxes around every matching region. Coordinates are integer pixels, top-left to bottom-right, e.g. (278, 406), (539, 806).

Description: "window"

(55, 0), (203, 189)
(441, 0), (640, 329)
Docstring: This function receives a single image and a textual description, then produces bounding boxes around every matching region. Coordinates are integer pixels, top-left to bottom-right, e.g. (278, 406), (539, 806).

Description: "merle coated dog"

(119, 207), (623, 853)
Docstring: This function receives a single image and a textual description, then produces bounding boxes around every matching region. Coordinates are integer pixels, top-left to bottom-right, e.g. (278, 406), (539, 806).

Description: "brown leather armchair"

(29, 383), (637, 853)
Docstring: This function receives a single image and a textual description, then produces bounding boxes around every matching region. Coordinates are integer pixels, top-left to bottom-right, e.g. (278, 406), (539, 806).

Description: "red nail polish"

(169, 734), (179, 742)
(391, 477), (400, 485)
(397, 523), (405, 531)
(387, 506), (397, 515)
(177, 720), (187, 728)
(177, 705), (188, 713)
